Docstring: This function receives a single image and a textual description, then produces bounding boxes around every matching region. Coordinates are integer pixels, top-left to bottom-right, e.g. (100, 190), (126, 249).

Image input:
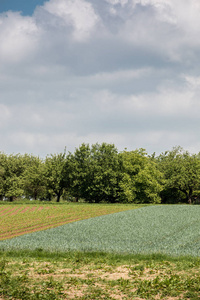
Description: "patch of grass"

(1, 252), (200, 299)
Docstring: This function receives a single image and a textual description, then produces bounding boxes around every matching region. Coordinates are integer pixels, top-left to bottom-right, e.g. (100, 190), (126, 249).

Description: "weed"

(1, 254), (200, 299)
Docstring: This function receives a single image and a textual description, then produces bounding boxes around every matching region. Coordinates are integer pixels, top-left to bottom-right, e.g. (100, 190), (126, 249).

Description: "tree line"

(0, 143), (200, 204)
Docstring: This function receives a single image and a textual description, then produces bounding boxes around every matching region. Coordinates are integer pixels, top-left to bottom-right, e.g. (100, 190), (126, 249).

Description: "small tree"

(119, 149), (163, 203)
(66, 143), (123, 203)
(22, 155), (46, 200)
(45, 151), (67, 202)
(65, 143), (91, 202)
(157, 147), (200, 203)
(0, 153), (25, 201)
(85, 143), (122, 203)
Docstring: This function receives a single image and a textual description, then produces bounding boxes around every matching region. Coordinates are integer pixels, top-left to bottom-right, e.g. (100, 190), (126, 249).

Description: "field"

(1, 205), (200, 257)
(0, 203), (139, 240)
(1, 204), (200, 299)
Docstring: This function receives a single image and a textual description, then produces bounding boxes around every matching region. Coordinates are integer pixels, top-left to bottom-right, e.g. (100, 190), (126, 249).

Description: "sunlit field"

(0, 203), (141, 240)
(1, 205), (200, 257)
(1, 204), (200, 299)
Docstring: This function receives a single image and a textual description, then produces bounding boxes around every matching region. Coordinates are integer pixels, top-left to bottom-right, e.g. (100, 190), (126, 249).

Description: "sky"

(0, 0), (200, 157)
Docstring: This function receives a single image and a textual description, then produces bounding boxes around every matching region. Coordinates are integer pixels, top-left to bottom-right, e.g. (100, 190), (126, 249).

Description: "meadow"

(1, 204), (200, 299)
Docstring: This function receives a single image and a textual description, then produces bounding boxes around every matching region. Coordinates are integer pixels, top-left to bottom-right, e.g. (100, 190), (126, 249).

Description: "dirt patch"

(100, 266), (131, 280)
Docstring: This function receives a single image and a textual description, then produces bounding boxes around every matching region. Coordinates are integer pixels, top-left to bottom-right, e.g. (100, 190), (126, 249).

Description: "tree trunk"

(180, 188), (193, 204)
(34, 191), (37, 200)
(56, 191), (61, 202)
(47, 193), (52, 201)
(188, 187), (193, 204)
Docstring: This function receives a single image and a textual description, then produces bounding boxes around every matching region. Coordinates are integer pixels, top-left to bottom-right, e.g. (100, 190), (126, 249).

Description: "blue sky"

(0, 0), (200, 157)
(0, 0), (45, 15)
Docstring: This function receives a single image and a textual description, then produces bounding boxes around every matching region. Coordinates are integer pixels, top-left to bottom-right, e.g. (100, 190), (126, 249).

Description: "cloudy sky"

(0, 0), (200, 157)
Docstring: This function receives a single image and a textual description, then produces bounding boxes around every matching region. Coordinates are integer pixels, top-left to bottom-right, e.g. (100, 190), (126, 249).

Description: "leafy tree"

(157, 147), (200, 203)
(85, 143), (122, 203)
(119, 149), (163, 203)
(0, 153), (25, 201)
(22, 155), (46, 200)
(66, 143), (91, 202)
(45, 151), (67, 202)
(66, 143), (122, 203)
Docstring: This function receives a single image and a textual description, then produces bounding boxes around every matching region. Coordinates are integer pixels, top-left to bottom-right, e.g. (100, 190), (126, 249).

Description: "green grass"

(1, 251), (200, 299)
(1, 205), (200, 257)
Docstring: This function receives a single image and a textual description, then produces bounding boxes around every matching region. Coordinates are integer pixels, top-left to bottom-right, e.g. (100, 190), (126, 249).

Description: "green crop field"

(1, 205), (200, 257)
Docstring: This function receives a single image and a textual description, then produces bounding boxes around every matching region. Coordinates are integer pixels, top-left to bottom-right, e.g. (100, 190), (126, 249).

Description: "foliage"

(0, 153), (25, 201)
(87, 143), (123, 203)
(66, 143), (91, 202)
(1, 144), (200, 203)
(119, 149), (163, 203)
(66, 143), (123, 203)
(45, 151), (67, 202)
(157, 146), (200, 203)
(22, 155), (46, 200)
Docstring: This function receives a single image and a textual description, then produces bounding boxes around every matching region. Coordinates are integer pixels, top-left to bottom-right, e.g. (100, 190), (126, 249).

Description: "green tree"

(119, 149), (163, 203)
(0, 153), (25, 201)
(86, 143), (122, 203)
(66, 143), (91, 202)
(66, 143), (122, 203)
(157, 147), (200, 203)
(45, 151), (67, 202)
(22, 155), (46, 200)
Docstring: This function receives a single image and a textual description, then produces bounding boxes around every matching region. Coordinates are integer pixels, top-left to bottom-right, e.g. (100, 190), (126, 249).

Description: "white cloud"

(105, 0), (128, 5)
(184, 75), (200, 89)
(0, 11), (38, 63)
(1, 0), (200, 156)
(42, 0), (99, 40)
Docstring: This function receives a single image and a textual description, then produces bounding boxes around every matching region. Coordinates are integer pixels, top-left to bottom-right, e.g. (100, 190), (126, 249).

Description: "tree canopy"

(157, 147), (200, 204)
(0, 144), (200, 204)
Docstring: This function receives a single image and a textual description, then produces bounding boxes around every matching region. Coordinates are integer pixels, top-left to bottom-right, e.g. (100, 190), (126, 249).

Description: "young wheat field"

(1, 205), (200, 257)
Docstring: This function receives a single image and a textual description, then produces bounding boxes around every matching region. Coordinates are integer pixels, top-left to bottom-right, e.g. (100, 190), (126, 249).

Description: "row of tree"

(0, 143), (200, 204)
